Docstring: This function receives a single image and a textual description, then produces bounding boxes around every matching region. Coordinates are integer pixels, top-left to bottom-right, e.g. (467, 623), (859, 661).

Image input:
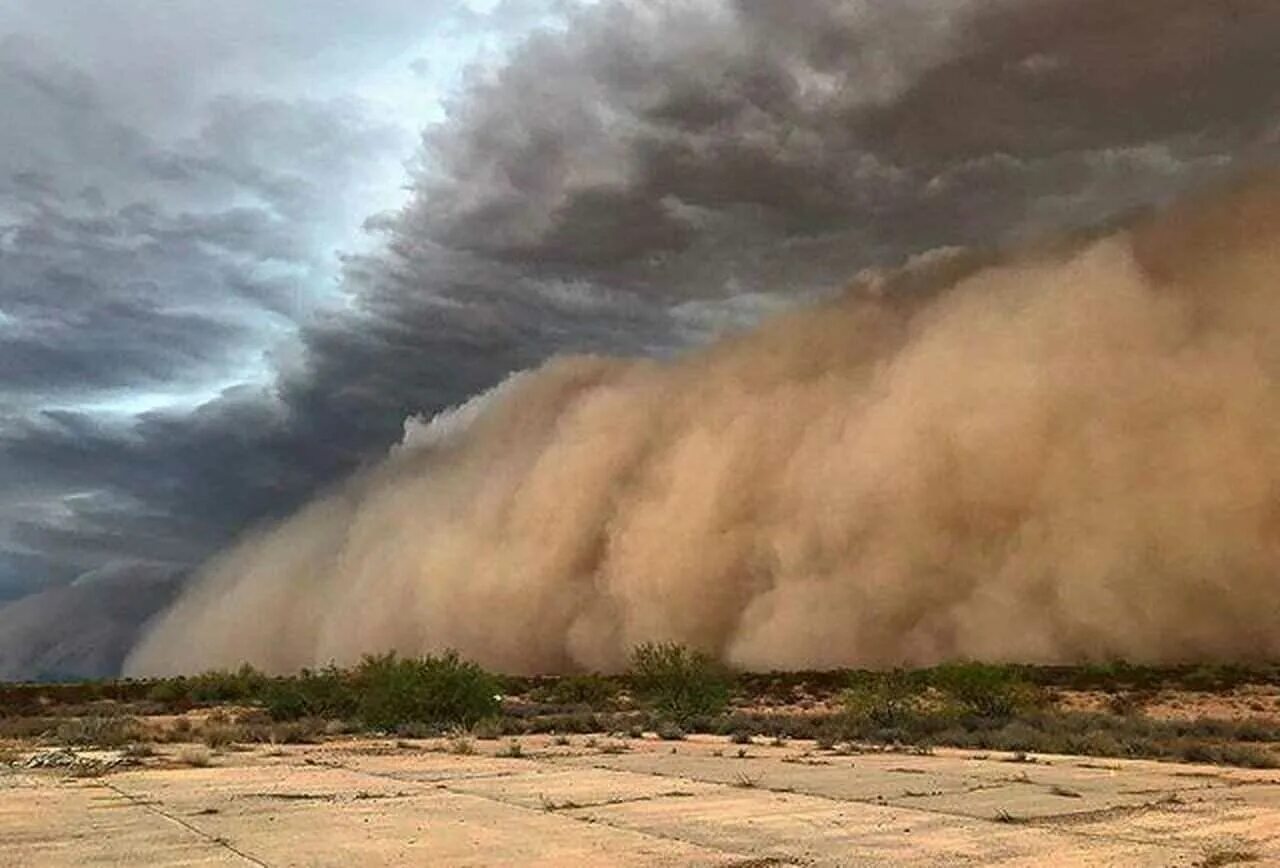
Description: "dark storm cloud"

(0, 567), (179, 680)
(410, 0), (1280, 289)
(229, 0), (1280, 529)
(0, 1), (432, 636)
(862, 0), (1280, 164)
(3, 0), (1280, 678)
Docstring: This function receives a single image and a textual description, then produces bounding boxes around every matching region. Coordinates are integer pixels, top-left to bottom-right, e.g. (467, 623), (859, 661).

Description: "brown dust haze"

(127, 176), (1280, 676)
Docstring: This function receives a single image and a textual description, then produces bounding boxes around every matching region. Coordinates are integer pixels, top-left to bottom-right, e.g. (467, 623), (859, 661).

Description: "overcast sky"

(0, 0), (575, 596)
(2, 0), (1278, 678)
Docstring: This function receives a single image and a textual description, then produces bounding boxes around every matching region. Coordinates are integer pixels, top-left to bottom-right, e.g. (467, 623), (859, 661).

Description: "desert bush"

(0, 716), (57, 740)
(1107, 691), (1147, 717)
(520, 712), (604, 735)
(824, 702), (1280, 770)
(177, 745), (212, 767)
(393, 720), (436, 739)
(656, 721), (686, 741)
(469, 717), (508, 739)
(540, 674), (618, 707)
(262, 665), (356, 721)
(629, 642), (730, 720)
(1181, 664), (1248, 693)
(165, 717), (194, 742)
(123, 742), (156, 759)
(1178, 742), (1277, 769)
(1218, 744), (1278, 769)
(1063, 730), (1126, 758)
(323, 718), (354, 736)
(1225, 719), (1280, 743)
(185, 664), (269, 704)
(929, 663), (1042, 719)
(842, 671), (929, 731)
(353, 652), (500, 731)
(981, 720), (1045, 754)
(53, 716), (143, 748)
(251, 720), (322, 745)
(145, 678), (190, 706)
(199, 723), (240, 749)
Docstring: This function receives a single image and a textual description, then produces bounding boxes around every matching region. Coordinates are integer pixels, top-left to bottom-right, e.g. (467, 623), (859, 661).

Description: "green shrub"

(1064, 729), (1125, 758)
(1182, 664), (1247, 693)
(629, 642), (730, 721)
(145, 678), (190, 706)
(842, 670), (926, 730)
(353, 652), (501, 731)
(186, 664), (269, 704)
(542, 674), (618, 707)
(262, 666), (356, 721)
(930, 663), (1041, 719)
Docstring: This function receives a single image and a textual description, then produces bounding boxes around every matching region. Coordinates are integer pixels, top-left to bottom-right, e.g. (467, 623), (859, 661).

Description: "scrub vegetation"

(3, 651), (1280, 770)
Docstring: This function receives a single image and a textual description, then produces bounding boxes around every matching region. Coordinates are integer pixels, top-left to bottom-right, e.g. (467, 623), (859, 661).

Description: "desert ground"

(4, 732), (1280, 866)
(5, 659), (1280, 865)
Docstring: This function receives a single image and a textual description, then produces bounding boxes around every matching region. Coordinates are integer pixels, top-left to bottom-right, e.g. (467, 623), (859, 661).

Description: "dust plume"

(126, 176), (1280, 675)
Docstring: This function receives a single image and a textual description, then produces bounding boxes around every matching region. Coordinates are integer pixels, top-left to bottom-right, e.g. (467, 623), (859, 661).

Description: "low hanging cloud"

(128, 174), (1280, 674)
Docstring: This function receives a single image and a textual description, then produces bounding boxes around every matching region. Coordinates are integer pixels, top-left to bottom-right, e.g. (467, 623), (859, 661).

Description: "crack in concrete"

(536, 788), (700, 813)
(546, 753), (1214, 857)
(311, 754), (779, 865)
(73, 747), (1278, 865)
(100, 780), (270, 867)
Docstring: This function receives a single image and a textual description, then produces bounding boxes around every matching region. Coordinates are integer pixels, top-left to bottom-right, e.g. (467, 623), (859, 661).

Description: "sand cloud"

(128, 175), (1280, 675)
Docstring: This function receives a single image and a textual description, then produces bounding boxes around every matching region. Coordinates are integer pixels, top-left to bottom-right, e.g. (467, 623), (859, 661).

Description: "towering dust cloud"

(127, 177), (1280, 676)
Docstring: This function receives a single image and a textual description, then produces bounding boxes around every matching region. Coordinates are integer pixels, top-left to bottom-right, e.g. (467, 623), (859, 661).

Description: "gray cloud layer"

(3, 0), (1279, 677)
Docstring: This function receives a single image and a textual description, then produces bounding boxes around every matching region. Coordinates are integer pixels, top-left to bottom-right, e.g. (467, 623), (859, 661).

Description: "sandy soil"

(1055, 685), (1280, 724)
(4, 733), (1279, 866)
(735, 683), (1280, 725)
